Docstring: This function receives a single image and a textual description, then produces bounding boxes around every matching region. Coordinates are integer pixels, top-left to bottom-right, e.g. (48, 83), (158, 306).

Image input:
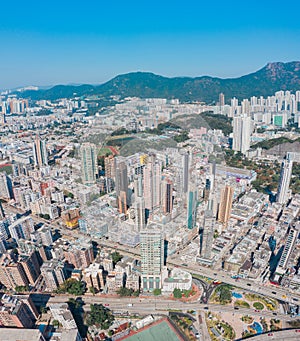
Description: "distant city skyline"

(1, 0), (300, 89)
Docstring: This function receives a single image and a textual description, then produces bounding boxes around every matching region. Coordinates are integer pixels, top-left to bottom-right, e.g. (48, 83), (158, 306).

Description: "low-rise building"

(82, 263), (104, 292)
(49, 303), (77, 330)
(162, 268), (192, 293)
(0, 328), (45, 341)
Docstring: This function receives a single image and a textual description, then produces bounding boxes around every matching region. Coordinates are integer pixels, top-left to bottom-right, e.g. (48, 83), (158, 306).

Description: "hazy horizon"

(4, 61), (299, 92)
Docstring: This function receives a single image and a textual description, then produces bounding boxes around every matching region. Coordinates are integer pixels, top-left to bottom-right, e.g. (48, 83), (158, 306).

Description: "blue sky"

(1, 0), (300, 89)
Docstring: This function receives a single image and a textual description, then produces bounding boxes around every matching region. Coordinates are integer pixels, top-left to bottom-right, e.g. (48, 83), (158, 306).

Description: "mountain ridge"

(17, 62), (300, 103)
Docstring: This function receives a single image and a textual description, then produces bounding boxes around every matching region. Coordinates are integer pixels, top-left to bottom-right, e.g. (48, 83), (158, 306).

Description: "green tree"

(111, 251), (123, 265)
(40, 306), (48, 314)
(68, 298), (83, 310)
(86, 304), (114, 329)
(117, 287), (133, 297)
(89, 287), (96, 295)
(52, 319), (60, 327)
(173, 131), (189, 143)
(15, 285), (29, 293)
(67, 192), (74, 199)
(218, 286), (232, 304)
(56, 279), (85, 296)
(183, 289), (191, 298)
(153, 288), (161, 296)
(173, 288), (182, 299)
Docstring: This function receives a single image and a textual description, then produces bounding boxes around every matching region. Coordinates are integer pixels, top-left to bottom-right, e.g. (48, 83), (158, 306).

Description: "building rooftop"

(0, 328), (45, 341)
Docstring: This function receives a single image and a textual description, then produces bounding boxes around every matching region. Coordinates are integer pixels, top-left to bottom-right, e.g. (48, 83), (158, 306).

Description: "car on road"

(247, 283), (251, 286)
(254, 309), (260, 312)
(213, 280), (222, 285)
(268, 333), (273, 336)
(293, 298), (299, 301)
(295, 330), (300, 333)
(272, 312), (277, 316)
(104, 304), (109, 306)
(204, 307), (209, 310)
(234, 307), (239, 310)
(272, 291), (276, 294)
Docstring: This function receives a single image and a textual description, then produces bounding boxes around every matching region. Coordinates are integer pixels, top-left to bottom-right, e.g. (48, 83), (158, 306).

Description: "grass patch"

(206, 314), (235, 341)
(219, 322), (235, 340)
(234, 300), (250, 308)
(98, 147), (112, 157)
(244, 293), (277, 311)
(253, 302), (264, 310)
(0, 165), (12, 175)
(192, 273), (214, 284)
(241, 315), (254, 324)
(212, 284), (233, 305)
(244, 293), (261, 301)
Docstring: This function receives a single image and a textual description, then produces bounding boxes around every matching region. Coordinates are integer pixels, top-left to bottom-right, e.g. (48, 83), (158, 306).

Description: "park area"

(210, 285), (278, 312)
(206, 311), (282, 340)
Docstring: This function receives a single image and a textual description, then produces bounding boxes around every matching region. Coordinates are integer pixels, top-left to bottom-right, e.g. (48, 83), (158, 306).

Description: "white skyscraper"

(143, 155), (161, 212)
(277, 154), (293, 204)
(200, 209), (215, 260)
(134, 175), (146, 231)
(135, 197), (146, 231)
(140, 228), (164, 292)
(80, 143), (98, 185)
(181, 151), (189, 194)
(232, 114), (251, 154)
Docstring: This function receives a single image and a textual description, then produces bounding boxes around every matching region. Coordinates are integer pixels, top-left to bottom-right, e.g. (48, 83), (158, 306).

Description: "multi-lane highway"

(3, 202), (300, 306)
(47, 294), (293, 321)
(167, 260), (300, 304)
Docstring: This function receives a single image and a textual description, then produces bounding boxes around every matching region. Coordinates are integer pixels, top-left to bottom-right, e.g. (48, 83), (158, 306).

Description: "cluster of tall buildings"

(218, 90), (300, 155)
(0, 251), (42, 289)
(78, 148), (199, 292)
(0, 97), (28, 115)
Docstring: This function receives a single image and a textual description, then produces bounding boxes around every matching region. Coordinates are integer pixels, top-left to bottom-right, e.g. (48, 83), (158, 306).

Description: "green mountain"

(19, 61), (300, 103)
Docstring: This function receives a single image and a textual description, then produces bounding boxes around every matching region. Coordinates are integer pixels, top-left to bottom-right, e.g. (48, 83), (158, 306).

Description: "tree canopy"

(86, 304), (115, 329)
(56, 278), (85, 296)
(173, 288), (182, 299)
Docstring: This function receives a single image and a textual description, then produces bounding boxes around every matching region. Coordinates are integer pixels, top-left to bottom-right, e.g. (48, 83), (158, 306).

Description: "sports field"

(125, 320), (183, 341)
